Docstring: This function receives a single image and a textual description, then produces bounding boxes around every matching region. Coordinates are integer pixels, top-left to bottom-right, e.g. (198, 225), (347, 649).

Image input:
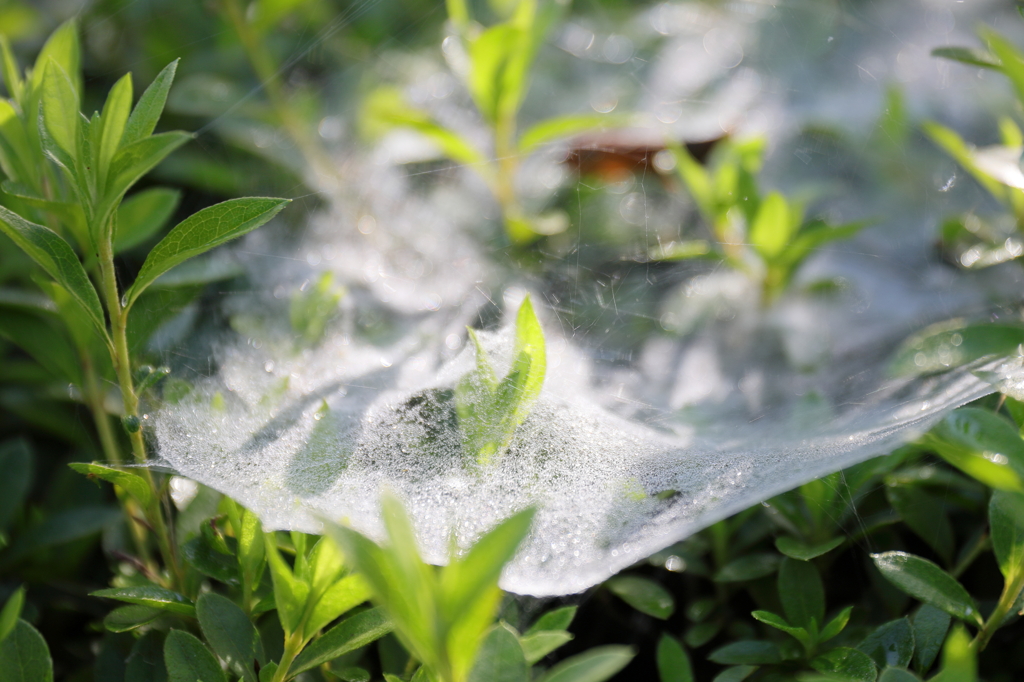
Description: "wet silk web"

(150, 0), (1024, 595)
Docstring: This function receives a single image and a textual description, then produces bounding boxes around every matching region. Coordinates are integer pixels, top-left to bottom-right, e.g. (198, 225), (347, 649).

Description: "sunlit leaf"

(122, 59), (178, 146)
(91, 585), (194, 617)
(990, 490), (1024, 583)
(871, 551), (982, 626)
(467, 622), (528, 682)
(69, 462), (153, 508)
(932, 46), (1001, 69)
(536, 645), (635, 682)
(290, 607), (392, 674)
(922, 407), (1024, 492)
(606, 575), (674, 620)
(113, 187), (180, 253)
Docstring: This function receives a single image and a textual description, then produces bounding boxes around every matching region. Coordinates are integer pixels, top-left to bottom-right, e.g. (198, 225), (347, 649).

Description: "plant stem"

(271, 631), (305, 682)
(972, 570), (1024, 652)
(220, 0), (336, 185)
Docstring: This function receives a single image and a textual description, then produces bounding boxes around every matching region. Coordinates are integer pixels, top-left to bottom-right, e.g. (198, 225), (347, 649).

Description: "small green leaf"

(536, 645), (635, 682)
(0, 585), (25, 643)
(0, 206), (106, 339)
(69, 462), (154, 507)
(30, 20), (79, 93)
(97, 73), (132, 185)
(182, 534), (238, 585)
(104, 605), (162, 633)
(778, 557), (825, 629)
(809, 647), (877, 682)
(124, 197), (289, 311)
(750, 610), (811, 649)
(656, 634), (693, 682)
(91, 586), (194, 617)
(911, 604), (950, 673)
(520, 630), (573, 665)
(164, 629), (226, 682)
(708, 641), (782, 665)
(0, 620), (53, 682)
(871, 552), (982, 626)
(123, 60), (179, 146)
(114, 187), (181, 253)
(990, 490), (1024, 582)
(40, 59), (79, 159)
(821, 606), (855, 643)
(856, 618), (914, 670)
(518, 114), (624, 154)
(511, 295), (546, 425)
(710, 667), (756, 682)
(467, 623), (528, 682)
(467, 24), (520, 123)
(291, 607), (393, 674)
(263, 533), (310, 636)
(714, 553), (780, 582)
(981, 28), (1024, 113)
(775, 536), (844, 561)
(922, 408), (1024, 492)
(606, 575), (674, 620)
(749, 192), (793, 259)
(931, 46), (1001, 69)
(196, 593), (263, 681)
(878, 667), (921, 682)
(527, 606), (577, 634)
(0, 36), (23, 104)
(306, 574), (372, 637)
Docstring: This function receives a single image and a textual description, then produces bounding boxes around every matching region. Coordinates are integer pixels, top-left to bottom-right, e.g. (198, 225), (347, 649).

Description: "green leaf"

(922, 408), (1024, 492)
(923, 121), (1009, 202)
(911, 604), (950, 673)
(125, 630), (166, 682)
(928, 626), (975, 682)
(511, 295), (545, 426)
(750, 610), (811, 649)
(885, 485), (954, 565)
(931, 46), (1001, 69)
(0, 206), (106, 339)
(520, 630), (573, 665)
(306, 574), (372, 636)
(656, 634), (693, 682)
(69, 462), (154, 507)
(711, 667), (756, 682)
(890, 322), (1024, 377)
(606, 575), (674, 620)
(468, 24), (521, 123)
(775, 536), (844, 561)
(536, 645), (635, 682)
(164, 629), (226, 682)
(124, 197), (289, 311)
(196, 592), (264, 682)
(527, 606), (577, 634)
(0, 620), (53, 682)
(708, 641), (782, 665)
(123, 60), (178, 147)
(467, 623), (528, 682)
(749, 192), (793, 260)
(40, 59), (79, 159)
(0, 36), (23, 105)
(856, 618), (914, 669)
(821, 606), (855, 643)
(91, 586), (195, 617)
(871, 552), (982, 626)
(291, 607), (392, 674)
(981, 28), (1024, 110)
(30, 20), (79, 94)
(263, 533), (310, 635)
(0, 439), (31, 532)
(182, 534), (238, 585)
(104, 605), (163, 633)
(97, 73), (132, 185)
(714, 553), (780, 582)
(990, 490), (1024, 582)
(809, 647), (877, 682)
(114, 187), (181, 253)
(0, 585), (25, 643)
(778, 557), (824, 629)
(518, 114), (624, 153)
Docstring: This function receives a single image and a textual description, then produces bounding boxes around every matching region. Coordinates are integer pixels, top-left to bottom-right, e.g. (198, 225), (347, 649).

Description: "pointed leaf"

(536, 646), (635, 682)
(821, 606), (855, 643)
(518, 114), (625, 154)
(751, 610), (811, 648)
(69, 462), (153, 507)
(749, 192), (792, 259)
(306, 574), (372, 636)
(91, 585), (194, 617)
(123, 60), (178, 146)
(291, 607), (392, 674)
(164, 630), (226, 682)
(775, 536), (844, 561)
(990, 490), (1024, 582)
(922, 407), (1024, 492)
(871, 552), (982, 626)
(0, 206), (106, 338)
(97, 73), (132, 184)
(104, 605), (162, 633)
(656, 634), (693, 682)
(809, 647), (877, 682)
(527, 606), (577, 634)
(196, 592), (264, 682)
(263, 533), (310, 635)
(40, 59), (79, 159)
(856, 618), (914, 669)
(778, 557), (824, 629)
(0, 35), (22, 104)
(0, 586), (25, 643)
(932, 46), (1001, 70)
(606, 575), (674, 620)
(911, 604), (950, 673)
(929, 626), (975, 682)
(124, 197), (289, 310)
(521, 630), (573, 665)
